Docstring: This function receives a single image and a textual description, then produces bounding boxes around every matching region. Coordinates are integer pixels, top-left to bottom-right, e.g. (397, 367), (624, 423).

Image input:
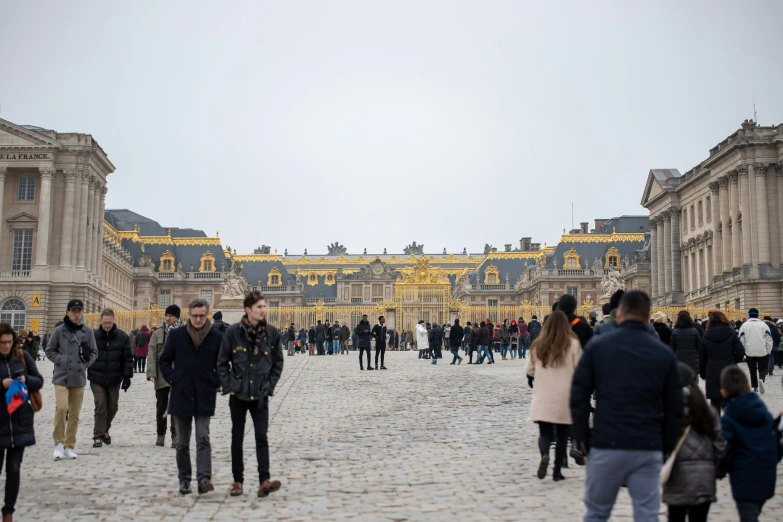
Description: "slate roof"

(649, 169), (682, 190)
(599, 216), (650, 234)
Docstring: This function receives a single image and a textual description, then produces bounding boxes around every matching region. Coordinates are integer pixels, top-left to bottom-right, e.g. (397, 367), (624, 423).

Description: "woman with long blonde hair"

(526, 311), (582, 481)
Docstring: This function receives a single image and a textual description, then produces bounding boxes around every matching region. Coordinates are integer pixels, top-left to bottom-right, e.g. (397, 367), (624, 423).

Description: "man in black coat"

(315, 320), (326, 356)
(217, 290), (284, 499)
(371, 316), (388, 370)
(89, 309), (133, 448)
(571, 290), (682, 521)
(557, 294), (593, 348)
(449, 319), (464, 365)
(355, 314), (373, 370)
(159, 298), (224, 496)
(308, 324), (316, 356)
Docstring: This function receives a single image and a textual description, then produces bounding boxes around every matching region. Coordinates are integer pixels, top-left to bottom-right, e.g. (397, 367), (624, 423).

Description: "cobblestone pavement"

(15, 352), (783, 521)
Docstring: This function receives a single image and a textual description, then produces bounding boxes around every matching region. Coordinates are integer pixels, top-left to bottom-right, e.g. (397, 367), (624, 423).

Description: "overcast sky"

(2, 1), (782, 255)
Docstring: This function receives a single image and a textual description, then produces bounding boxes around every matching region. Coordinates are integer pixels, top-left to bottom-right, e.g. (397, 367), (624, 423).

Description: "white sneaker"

(759, 380), (765, 395)
(53, 443), (64, 460)
(64, 447), (78, 459)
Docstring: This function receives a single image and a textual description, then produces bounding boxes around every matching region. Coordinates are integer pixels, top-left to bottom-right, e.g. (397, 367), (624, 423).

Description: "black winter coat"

(159, 324), (223, 417)
(449, 324), (464, 347)
(670, 327), (702, 376)
(308, 328), (316, 343)
(355, 321), (372, 348)
(217, 322), (284, 402)
(567, 314), (594, 348)
(475, 327), (490, 346)
(653, 322), (672, 345)
(430, 327), (443, 348)
(315, 324), (326, 342)
(0, 351), (43, 448)
(89, 325), (133, 387)
(371, 324), (387, 348)
(700, 324), (744, 399)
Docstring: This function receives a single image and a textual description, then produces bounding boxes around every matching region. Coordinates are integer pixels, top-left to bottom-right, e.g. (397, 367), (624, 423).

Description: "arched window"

(1, 298), (27, 332)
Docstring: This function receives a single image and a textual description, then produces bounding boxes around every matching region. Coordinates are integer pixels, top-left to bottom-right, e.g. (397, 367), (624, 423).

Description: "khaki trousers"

(53, 385), (86, 448)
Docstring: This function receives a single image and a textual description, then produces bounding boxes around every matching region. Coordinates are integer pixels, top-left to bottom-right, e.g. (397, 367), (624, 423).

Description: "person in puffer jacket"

(663, 363), (726, 521)
(738, 308), (772, 394)
(670, 311), (702, 380)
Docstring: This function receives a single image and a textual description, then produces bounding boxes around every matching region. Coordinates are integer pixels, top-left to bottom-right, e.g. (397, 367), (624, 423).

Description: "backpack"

(136, 331), (147, 347)
(528, 321), (541, 341)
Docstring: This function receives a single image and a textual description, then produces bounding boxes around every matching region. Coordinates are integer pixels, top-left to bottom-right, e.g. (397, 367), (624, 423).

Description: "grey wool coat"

(45, 320), (99, 388)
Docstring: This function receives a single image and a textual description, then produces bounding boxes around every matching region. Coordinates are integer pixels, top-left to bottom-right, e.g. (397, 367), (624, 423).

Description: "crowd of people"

(0, 289), (781, 521)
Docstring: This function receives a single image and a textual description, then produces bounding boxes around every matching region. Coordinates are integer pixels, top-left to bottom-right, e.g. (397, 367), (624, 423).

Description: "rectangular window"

(567, 286), (578, 297)
(566, 258), (576, 269)
(17, 176), (35, 201)
(203, 260), (213, 272)
(11, 230), (33, 271)
(488, 299), (498, 307)
(159, 290), (171, 308)
(690, 204), (695, 229)
(682, 209), (687, 233)
(698, 200), (703, 226)
(351, 284), (363, 298)
(268, 301), (280, 308)
(371, 283), (383, 298)
(608, 256), (618, 267)
(163, 260), (172, 271)
(706, 196), (712, 222)
(200, 290), (213, 304)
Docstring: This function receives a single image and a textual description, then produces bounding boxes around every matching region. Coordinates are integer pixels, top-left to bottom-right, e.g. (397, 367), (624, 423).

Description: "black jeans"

(746, 356), (767, 389)
(736, 500), (765, 522)
(710, 398), (723, 414)
(155, 387), (177, 438)
(668, 502), (711, 522)
(135, 356), (146, 373)
(375, 346), (386, 367)
(359, 347), (372, 368)
(0, 447), (24, 516)
(538, 422), (568, 472)
(230, 395), (270, 484)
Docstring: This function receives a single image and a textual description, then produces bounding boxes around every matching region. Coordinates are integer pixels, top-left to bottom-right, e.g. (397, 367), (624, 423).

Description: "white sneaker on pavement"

(64, 447), (78, 459)
(53, 443), (64, 460)
(759, 380), (765, 395)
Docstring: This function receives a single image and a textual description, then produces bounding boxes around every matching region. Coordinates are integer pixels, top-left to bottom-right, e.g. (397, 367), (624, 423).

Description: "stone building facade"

(642, 120), (783, 316)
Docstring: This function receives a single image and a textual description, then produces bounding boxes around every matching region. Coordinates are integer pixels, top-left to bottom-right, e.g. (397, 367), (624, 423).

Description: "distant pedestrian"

(308, 325), (316, 356)
(135, 325), (150, 373)
(371, 316), (388, 370)
(147, 305), (182, 448)
(448, 319), (463, 365)
(355, 315), (373, 370)
(670, 311), (702, 380)
(287, 323), (296, 356)
(700, 311), (744, 414)
(738, 308), (772, 394)
(415, 320), (429, 360)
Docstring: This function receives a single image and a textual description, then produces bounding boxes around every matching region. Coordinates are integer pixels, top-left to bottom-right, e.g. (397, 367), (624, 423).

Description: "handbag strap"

(16, 348), (29, 375)
(672, 425), (691, 456)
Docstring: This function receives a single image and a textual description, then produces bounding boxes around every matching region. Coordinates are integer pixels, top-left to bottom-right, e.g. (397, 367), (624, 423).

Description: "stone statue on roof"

(327, 242), (347, 255)
(600, 269), (625, 299)
(404, 242), (424, 255)
(253, 245), (271, 254)
(592, 257), (603, 272)
(222, 260), (249, 299)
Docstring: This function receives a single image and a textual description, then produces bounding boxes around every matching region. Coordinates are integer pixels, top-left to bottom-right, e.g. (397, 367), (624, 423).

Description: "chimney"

(504, 244), (512, 252)
(530, 242), (541, 251)
(580, 222), (589, 234)
(520, 237), (532, 251)
(594, 219), (607, 232)
(740, 119), (756, 130)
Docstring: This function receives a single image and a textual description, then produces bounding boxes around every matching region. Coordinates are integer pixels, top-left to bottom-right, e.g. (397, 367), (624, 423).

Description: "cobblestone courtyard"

(15, 352), (783, 521)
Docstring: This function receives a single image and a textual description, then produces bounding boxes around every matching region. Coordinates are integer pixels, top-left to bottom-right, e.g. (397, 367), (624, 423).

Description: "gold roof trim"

(484, 249), (553, 260)
(559, 232), (645, 244)
(103, 221), (223, 247)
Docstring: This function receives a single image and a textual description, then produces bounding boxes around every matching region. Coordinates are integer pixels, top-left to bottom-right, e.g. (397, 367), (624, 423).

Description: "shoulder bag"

(660, 425), (691, 485)
(16, 349), (43, 412)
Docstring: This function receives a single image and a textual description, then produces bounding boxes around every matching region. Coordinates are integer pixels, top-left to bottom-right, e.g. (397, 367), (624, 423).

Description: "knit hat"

(558, 294), (577, 315)
(748, 308), (759, 318)
(165, 304), (181, 319)
(212, 311), (223, 321)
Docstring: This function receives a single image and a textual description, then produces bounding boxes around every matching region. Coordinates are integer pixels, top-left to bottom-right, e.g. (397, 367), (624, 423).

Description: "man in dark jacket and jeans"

(371, 316), (388, 370)
(571, 290), (683, 522)
(89, 309), (133, 448)
(217, 290), (284, 499)
(449, 319), (464, 365)
(355, 315), (373, 370)
(159, 298), (223, 496)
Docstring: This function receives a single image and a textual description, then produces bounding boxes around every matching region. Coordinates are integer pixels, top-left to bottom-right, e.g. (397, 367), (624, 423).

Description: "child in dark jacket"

(718, 365), (783, 522)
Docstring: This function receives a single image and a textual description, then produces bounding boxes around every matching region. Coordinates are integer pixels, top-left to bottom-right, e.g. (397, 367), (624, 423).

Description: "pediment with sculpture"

(337, 259), (400, 280)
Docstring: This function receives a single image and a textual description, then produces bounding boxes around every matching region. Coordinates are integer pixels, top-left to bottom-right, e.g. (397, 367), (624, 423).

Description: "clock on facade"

(372, 263), (384, 276)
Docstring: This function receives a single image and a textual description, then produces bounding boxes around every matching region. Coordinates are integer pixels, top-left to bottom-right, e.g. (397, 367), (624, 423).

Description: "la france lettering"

(0, 153), (51, 160)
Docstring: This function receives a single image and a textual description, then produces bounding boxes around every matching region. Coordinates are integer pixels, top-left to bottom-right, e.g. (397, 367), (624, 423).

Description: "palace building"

(0, 116), (652, 333)
(642, 120), (783, 316)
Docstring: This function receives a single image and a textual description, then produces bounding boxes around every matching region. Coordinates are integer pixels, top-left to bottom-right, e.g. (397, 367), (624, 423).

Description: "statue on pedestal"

(222, 261), (249, 299)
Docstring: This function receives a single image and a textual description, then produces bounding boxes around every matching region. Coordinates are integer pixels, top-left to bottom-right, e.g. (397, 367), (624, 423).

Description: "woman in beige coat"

(526, 311), (582, 482)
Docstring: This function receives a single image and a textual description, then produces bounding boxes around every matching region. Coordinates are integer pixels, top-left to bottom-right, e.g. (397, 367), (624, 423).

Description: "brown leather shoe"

(229, 482), (243, 496)
(257, 479), (281, 497)
(3, 513), (12, 522)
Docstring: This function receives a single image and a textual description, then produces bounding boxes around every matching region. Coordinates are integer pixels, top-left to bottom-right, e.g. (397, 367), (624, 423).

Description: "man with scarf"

(147, 304), (182, 448)
(45, 299), (99, 460)
(159, 298), (223, 495)
(217, 290), (284, 498)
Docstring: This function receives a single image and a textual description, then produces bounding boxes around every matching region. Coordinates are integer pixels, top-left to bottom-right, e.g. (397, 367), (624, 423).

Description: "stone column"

(0, 168), (6, 249)
(70, 171), (83, 268)
(58, 171), (77, 268)
(663, 211), (672, 295)
(719, 177), (731, 273)
(670, 210), (682, 299)
(683, 249), (690, 293)
(95, 186), (107, 280)
(753, 163), (771, 266)
(34, 168), (55, 268)
(738, 165), (752, 270)
(76, 171), (90, 270)
(657, 218), (666, 298)
(84, 178), (94, 273)
(709, 181), (721, 279)
(649, 218), (658, 298)
(728, 171), (741, 271)
(778, 163), (783, 269)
